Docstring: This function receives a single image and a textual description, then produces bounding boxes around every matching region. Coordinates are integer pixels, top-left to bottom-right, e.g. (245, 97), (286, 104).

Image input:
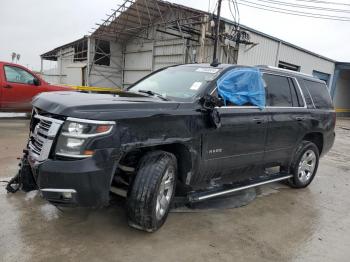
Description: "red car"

(0, 61), (73, 112)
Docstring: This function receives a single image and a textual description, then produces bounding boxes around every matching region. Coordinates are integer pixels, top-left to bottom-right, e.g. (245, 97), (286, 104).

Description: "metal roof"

(41, 36), (88, 61)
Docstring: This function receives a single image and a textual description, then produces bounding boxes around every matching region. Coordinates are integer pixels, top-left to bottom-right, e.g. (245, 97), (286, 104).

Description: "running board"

(188, 174), (293, 203)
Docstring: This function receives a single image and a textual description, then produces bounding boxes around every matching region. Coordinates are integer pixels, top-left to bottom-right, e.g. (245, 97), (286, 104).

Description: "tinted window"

(289, 78), (299, 107)
(4, 66), (36, 84)
(298, 81), (314, 108)
(263, 74), (293, 107)
(290, 78), (305, 107)
(304, 80), (333, 109)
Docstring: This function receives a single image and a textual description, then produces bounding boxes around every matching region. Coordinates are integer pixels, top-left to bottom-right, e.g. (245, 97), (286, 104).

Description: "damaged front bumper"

(29, 149), (119, 207)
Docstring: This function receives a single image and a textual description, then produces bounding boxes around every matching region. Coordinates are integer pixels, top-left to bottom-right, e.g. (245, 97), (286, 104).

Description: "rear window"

(263, 74), (293, 107)
(303, 80), (333, 109)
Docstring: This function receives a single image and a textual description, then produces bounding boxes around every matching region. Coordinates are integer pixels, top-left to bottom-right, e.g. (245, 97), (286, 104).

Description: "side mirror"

(200, 94), (224, 110)
(200, 95), (223, 129)
(32, 78), (40, 86)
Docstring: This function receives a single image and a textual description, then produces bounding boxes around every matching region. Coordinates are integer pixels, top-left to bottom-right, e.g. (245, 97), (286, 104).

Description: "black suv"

(11, 64), (335, 232)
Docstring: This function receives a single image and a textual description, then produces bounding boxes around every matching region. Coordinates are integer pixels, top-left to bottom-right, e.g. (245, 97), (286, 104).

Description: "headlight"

(55, 117), (115, 158)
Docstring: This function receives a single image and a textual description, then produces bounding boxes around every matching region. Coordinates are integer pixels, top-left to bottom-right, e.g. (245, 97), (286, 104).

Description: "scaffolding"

(40, 0), (254, 87)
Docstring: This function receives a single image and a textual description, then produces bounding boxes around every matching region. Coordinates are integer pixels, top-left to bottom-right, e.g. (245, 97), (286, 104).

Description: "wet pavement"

(0, 118), (350, 262)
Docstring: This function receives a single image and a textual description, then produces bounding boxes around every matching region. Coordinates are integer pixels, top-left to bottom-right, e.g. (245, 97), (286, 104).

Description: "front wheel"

(288, 141), (320, 188)
(127, 151), (177, 232)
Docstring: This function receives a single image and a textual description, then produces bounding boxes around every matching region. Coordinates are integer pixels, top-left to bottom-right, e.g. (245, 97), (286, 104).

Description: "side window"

(263, 74), (293, 107)
(288, 78), (299, 107)
(303, 80), (333, 109)
(4, 66), (36, 84)
(290, 78), (305, 107)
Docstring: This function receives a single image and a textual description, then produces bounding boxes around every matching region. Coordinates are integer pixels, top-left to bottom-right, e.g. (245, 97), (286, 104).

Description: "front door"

(202, 105), (268, 183)
(0, 64), (41, 111)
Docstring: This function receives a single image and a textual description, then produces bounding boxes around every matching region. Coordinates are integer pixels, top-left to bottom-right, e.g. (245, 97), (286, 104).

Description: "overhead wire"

(229, 0), (237, 24)
(240, 0), (350, 19)
(295, 0), (350, 7)
(234, 0), (241, 25)
(255, 0), (350, 13)
(236, 0), (350, 21)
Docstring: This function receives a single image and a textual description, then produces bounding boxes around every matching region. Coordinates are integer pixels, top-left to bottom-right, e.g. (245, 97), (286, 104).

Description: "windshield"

(128, 66), (221, 101)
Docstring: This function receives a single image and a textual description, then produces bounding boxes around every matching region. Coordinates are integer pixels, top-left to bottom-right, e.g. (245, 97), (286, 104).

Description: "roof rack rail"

(256, 65), (313, 78)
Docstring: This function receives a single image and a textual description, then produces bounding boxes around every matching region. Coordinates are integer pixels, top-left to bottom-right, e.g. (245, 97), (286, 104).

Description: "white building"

(40, 0), (349, 115)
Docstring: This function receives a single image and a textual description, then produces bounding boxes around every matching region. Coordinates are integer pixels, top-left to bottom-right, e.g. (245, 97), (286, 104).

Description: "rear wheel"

(288, 141), (319, 188)
(127, 151), (177, 232)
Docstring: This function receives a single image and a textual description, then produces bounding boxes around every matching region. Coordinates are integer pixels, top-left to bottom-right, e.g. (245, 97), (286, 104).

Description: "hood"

(32, 91), (181, 120)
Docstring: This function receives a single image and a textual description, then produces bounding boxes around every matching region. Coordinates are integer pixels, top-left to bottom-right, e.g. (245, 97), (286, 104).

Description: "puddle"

(25, 190), (39, 201)
(171, 188), (257, 213)
(39, 203), (60, 221)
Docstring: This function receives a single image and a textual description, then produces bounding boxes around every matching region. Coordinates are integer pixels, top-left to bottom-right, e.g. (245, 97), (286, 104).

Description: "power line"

(237, 0), (350, 21)
(256, 0), (350, 13)
(237, 0), (350, 20)
(241, 0), (350, 18)
(234, 0), (241, 24)
(228, 0), (237, 23)
(229, 0), (239, 24)
(295, 0), (350, 7)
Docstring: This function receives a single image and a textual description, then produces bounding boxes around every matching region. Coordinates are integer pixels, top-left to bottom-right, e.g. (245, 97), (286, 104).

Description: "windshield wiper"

(138, 90), (170, 101)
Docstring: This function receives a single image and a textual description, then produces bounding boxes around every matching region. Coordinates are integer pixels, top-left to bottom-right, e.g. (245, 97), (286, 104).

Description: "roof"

(181, 63), (322, 81)
(92, 0), (203, 41)
(41, 37), (87, 61)
(40, 0), (335, 63)
(257, 65), (323, 82)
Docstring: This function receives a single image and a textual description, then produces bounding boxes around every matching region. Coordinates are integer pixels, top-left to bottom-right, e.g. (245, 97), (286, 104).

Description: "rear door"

(0, 64), (41, 111)
(263, 72), (309, 166)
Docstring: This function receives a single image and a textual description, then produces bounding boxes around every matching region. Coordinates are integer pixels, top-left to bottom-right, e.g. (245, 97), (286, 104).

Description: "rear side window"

(304, 80), (333, 109)
(263, 74), (294, 107)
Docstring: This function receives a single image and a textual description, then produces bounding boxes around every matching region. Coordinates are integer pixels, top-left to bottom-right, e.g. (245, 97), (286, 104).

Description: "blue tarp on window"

(217, 67), (265, 109)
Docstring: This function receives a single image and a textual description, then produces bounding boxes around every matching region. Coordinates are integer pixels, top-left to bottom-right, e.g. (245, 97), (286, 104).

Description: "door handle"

(253, 118), (264, 124)
(3, 84), (13, 89)
(295, 116), (305, 121)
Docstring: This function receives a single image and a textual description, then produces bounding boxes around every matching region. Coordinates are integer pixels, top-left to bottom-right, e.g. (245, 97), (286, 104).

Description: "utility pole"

(212, 0), (222, 66)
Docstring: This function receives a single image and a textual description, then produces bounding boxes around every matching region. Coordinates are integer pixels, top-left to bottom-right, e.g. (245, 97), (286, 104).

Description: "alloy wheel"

(297, 149), (317, 183)
(155, 166), (175, 220)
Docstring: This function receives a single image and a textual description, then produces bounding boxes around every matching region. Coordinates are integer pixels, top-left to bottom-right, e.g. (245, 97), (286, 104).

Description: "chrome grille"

(28, 113), (64, 163)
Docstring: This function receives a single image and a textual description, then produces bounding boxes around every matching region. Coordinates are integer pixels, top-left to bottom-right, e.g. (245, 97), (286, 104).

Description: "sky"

(0, 0), (349, 71)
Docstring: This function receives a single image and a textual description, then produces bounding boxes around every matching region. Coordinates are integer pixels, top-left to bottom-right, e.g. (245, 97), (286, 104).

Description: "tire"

(287, 141), (320, 188)
(127, 151), (177, 232)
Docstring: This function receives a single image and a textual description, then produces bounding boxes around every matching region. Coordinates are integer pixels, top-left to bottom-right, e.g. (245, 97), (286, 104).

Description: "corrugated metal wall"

(153, 39), (185, 70)
(237, 31), (279, 67)
(89, 38), (123, 88)
(279, 44), (334, 75)
(123, 41), (153, 87)
(237, 30), (334, 77)
(123, 32), (187, 87)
